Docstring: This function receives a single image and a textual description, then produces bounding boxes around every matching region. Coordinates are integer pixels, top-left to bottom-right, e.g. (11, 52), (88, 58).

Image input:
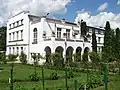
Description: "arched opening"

(55, 46), (64, 57)
(54, 46), (64, 67)
(44, 46), (51, 63)
(76, 47), (82, 62)
(66, 46), (73, 64)
(82, 47), (90, 61)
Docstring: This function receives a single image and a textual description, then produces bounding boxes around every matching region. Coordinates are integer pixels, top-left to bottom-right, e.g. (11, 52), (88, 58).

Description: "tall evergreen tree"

(92, 30), (97, 52)
(0, 26), (7, 51)
(81, 20), (88, 37)
(115, 28), (120, 59)
(103, 21), (115, 62)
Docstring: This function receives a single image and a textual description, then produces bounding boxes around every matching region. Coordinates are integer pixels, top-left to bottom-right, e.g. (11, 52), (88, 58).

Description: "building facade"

(6, 11), (104, 64)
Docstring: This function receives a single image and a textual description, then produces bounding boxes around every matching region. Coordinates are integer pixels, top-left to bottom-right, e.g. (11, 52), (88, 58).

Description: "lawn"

(0, 64), (120, 90)
(93, 75), (120, 90)
(0, 64), (87, 90)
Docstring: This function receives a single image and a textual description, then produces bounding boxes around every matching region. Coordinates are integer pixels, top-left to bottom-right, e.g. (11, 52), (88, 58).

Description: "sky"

(0, 0), (120, 29)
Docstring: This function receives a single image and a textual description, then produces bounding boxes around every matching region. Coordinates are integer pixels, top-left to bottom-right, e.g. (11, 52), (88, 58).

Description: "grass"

(0, 64), (120, 90)
(0, 64), (87, 90)
(93, 75), (120, 90)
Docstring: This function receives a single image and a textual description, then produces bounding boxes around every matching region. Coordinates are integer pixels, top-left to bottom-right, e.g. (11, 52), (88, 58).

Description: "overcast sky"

(0, 0), (120, 29)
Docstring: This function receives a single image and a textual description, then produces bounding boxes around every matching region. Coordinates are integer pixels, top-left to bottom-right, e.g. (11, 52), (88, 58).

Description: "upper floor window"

(13, 32), (15, 40)
(9, 24), (11, 29)
(21, 19), (23, 25)
(57, 28), (61, 38)
(89, 28), (92, 33)
(33, 28), (37, 44)
(66, 29), (70, 39)
(16, 31), (19, 40)
(9, 33), (11, 41)
(17, 21), (19, 26)
(13, 23), (15, 28)
(21, 30), (23, 40)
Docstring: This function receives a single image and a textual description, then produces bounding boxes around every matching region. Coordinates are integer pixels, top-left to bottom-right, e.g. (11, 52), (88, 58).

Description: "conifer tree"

(92, 30), (97, 52)
(115, 28), (120, 59)
(103, 21), (114, 62)
(81, 21), (88, 37)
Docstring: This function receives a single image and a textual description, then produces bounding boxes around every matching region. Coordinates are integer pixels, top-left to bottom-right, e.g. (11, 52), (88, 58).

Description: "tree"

(50, 53), (64, 67)
(0, 27), (7, 51)
(19, 52), (27, 64)
(81, 20), (88, 37)
(92, 30), (97, 52)
(0, 52), (6, 64)
(103, 21), (115, 62)
(115, 28), (120, 59)
(89, 52), (100, 71)
(31, 53), (42, 76)
(8, 54), (18, 62)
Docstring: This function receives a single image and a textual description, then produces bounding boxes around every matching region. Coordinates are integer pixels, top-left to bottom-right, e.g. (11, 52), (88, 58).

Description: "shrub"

(8, 54), (18, 61)
(0, 52), (6, 64)
(29, 73), (40, 82)
(67, 71), (74, 79)
(16, 85), (27, 90)
(50, 53), (64, 67)
(19, 52), (27, 64)
(50, 72), (59, 80)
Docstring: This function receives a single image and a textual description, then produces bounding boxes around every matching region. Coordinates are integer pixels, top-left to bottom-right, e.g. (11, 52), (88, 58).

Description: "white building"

(6, 11), (104, 64)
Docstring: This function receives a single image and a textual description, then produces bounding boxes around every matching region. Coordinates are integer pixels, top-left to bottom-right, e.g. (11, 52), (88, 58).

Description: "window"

(13, 47), (15, 54)
(89, 28), (92, 33)
(21, 47), (23, 53)
(13, 32), (15, 40)
(17, 21), (19, 26)
(98, 37), (101, 43)
(33, 28), (37, 43)
(98, 30), (101, 34)
(9, 33), (11, 41)
(57, 28), (61, 38)
(13, 23), (15, 28)
(66, 29), (70, 39)
(9, 24), (11, 29)
(9, 47), (11, 54)
(16, 31), (19, 40)
(17, 47), (19, 54)
(21, 19), (23, 25)
(21, 30), (23, 40)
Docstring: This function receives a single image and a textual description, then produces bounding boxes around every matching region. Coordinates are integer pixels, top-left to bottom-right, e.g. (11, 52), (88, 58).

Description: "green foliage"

(67, 71), (74, 79)
(29, 73), (40, 81)
(114, 28), (120, 59)
(7, 54), (18, 61)
(73, 53), (81, 62)
(0, 52), (6, 64)
(82, 52), (88, 61)
(16, 85), (27, 90)
(81, 21), (88, 36)
(49, 72), (59, 80)
(50, 53), (64, 67)
(19, 52), (27, 64)
(89, 52), (100, 63)
(92, 31), (97, 52)
(103, 21), (115, 62)
(0, 27), (7, 51)
(87, 73), (103, 89)
(31, 53), (42, 66)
